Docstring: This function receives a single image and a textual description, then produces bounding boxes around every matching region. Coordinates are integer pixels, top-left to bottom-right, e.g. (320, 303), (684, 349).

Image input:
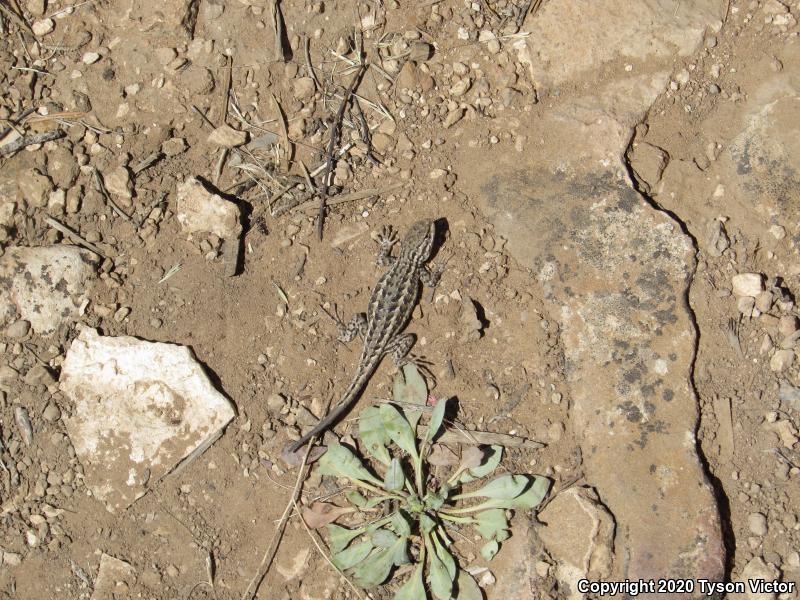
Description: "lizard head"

(402, 219), (436, 264)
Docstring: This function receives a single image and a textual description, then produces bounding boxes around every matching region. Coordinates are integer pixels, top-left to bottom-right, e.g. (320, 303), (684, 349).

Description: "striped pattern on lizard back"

(287, 219), (438, 453)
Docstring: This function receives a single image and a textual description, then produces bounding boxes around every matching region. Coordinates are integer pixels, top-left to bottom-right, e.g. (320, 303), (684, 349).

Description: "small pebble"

(748, 512), (768, 536)
(82, 52), (101, 65)
(731, 273), (764, 297)
(5, 319), (31, 338)
(42, 403), (61, 423)
(31, 18), (55, 36)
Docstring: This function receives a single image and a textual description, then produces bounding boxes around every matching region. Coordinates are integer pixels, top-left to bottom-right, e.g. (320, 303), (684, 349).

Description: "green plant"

(314, 365), (551, 599)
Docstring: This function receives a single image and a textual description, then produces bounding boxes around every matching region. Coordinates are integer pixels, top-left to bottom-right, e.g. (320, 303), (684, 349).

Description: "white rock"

(731, 273), (764, 297)
(31, 18), (54, 36)
(747, 512), (768, 536)
(207, 124), (248, 148)
(738, 557), (779, 600)
(60, 328), (236, 512)
(104, 167), (132, 199)
(82, 52), (101, 64)
(175, 177), (242, 240)
(292, 76), (316, 102)
(769, 349), (794, 372)
(91, 554), (137, 600)
(0, 246), (98, 334)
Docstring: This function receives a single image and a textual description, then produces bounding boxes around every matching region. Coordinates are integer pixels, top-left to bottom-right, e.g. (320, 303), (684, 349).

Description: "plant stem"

(436, 512), (476, 525)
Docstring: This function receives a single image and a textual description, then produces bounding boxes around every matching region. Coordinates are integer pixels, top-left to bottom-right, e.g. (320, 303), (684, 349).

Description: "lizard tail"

(286, 355), (382, 453)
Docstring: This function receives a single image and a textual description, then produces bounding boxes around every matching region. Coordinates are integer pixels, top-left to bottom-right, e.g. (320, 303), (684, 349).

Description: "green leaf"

(318, 444), (383, 487)
(460, 445), (503, 484)
(345, 490), (368, 508)
(359, 406), (392, 466)
(466, 476), (552, 512)
(455, 569), (483, 600)
(390, 511), (412, 537)
(372, 528), (398, 548)
(507, 475), (550, 509)
(351, 532), (409, 587)
(423, 490), (445, 511)
(394, 563), (426, 600)
(331, 540), (373, 571)
(419, 513), (437, 534)
(379, 404), (419, 459)
(432, 531), (456, 580)
(474, 508), (509, 541)
(426, 543), (453, 600)
(351, 547), (394, 588)
(393, 364), (428, 427)
(384, 457), (406, 491)
(454, 474), (529, 501)
(365, 495), (391, 509)
(424, 397), (448, 443)
(481, 539), (499, 561)
(327, 523), (364, 554)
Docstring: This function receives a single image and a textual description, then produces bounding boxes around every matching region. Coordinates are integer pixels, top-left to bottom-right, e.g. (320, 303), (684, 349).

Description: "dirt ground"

(1, 0), (799, 599)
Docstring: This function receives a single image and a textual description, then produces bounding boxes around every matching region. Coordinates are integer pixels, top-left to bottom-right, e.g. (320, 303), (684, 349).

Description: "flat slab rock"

(60, 328), (235, 512)
(472, 166), (724, 595)
(0, 245), (98, 334)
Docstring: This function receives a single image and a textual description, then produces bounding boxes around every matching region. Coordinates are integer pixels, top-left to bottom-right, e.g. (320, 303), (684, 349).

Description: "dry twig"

(0, 129), (64, 156)
(318, 63), (366, 240)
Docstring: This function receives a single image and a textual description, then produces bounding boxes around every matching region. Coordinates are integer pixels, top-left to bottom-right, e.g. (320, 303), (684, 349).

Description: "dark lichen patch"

(662, 389), (674, 402)
(619, 400), (643, 422)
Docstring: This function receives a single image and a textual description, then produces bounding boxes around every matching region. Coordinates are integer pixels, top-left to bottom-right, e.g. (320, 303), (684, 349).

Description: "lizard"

(287, 219), (440, 453)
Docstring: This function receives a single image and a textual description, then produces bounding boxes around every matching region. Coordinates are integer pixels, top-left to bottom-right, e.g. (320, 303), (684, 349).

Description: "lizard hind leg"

(339, 312), (367, 343)
(386, 334), (438, 385)
(320, 303), (367, 342)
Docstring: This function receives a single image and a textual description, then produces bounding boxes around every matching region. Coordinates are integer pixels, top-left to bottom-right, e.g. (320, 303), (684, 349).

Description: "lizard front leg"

(375, 224), (399, 267)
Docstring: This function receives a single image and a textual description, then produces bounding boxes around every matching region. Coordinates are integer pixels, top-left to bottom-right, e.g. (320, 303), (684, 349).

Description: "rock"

(161, 137), (188, 156)
(737, 296), (755, 316)
(732, 273), (765, 297)
(207, 124), (248, 148)
(276, 547), (311, 581)
(0, 246), (98, 335)
(449, 78), (471, 97)
(748, 512), (768, 536)
(537, 486), (615, 599)
(18, 169), (53, 207)
(104, 167), (133, 199)
(5, 319), (31, 338)
(732, 557), (780, 600)
(769, 349), (794, 372)
(628, 141), (669, 192)
(27, 0), (46, 17)
(409, 41), (433, 61)
(60, 328), (236, 512)
(91, 554), (137, 600)
(31, 18), (54, 36)
(155, 47), (178, 65)
(180, 66), (215, 96)
(459, 297), (483, 342)
(42, 402), (61, 423)
(754, 291), (773, 313)
(518, 0), (724, 91)
(705, 220), (730, 257)
(778, 315), (799, 337)
(292, 77), (315, 102)
(175, 177), (242, 240)
(82, 51), (101, 64)
(397, 61), (433, 92)
(14, 406), (33, 446)
(371, 133), (395, 152)
(778, 380), (800, 411)
(443, 107), (465, 128)
(47, 146), (79, 188)
(25, 364), (56, 385)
